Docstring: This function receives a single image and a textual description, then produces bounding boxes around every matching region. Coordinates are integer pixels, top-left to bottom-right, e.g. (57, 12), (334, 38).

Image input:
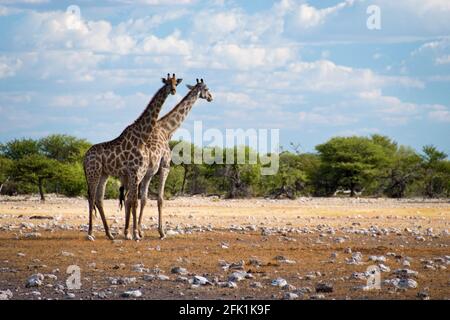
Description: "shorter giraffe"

(120, 79), (213, 239)
(83, 74), (182, 240)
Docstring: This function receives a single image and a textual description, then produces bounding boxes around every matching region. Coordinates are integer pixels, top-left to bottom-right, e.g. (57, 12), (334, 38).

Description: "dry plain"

(0, 195), (449, 300)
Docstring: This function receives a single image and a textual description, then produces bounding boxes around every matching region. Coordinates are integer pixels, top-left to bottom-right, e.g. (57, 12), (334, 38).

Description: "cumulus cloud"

(0, 56), (22, 78)
(210, 43), (294, 70)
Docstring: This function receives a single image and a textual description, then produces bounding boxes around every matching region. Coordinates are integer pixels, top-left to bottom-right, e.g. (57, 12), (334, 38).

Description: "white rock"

(192, 275), (211, 285)
(283, 292), (299, 300)
(0, 290), (13, 300)
(369, 255), (386, 263)
(157, 274), (170, 281)
(122, 290), (142, 298)
(228, 271), (248, 282)
(394, 269), (419, 278)
(271, 278), (288, 287)
(378, 264), (391, 272)
(26, 273), (44, 287)
(171, 267), (188, 275)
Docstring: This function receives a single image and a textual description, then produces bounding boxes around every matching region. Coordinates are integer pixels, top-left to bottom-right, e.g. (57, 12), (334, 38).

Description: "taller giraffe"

(121, 79), (213, 239)
(83, 74), (182, 240)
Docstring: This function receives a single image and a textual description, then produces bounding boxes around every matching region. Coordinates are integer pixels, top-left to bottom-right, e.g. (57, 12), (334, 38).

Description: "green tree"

(0, 156), (13, 193)
(10, 154), (61, 201)
(421, 145), (449, 197)
(0, 138), (40, 160)
(262, 151), (306, 199)
(383, 146), (422, 198)
(315, 136), (390, 197)
(39, 134), (91, 163)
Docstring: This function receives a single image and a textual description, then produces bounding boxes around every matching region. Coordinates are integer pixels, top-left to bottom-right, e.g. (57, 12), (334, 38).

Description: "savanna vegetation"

(0, 134), (449, 200)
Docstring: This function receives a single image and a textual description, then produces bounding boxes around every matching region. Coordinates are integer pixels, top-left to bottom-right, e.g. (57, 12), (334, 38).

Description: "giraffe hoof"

(133, 232), (141, 241)
(138, 230), (145, 239)
(106, 233), (115, 241)
(125, 232), (132, 240)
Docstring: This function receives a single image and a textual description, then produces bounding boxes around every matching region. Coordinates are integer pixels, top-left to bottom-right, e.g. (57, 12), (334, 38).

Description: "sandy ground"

(0, 195), (449, 300)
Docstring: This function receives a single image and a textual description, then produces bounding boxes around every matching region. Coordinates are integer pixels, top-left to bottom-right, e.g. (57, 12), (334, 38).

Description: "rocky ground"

(0, 195), (449, 300)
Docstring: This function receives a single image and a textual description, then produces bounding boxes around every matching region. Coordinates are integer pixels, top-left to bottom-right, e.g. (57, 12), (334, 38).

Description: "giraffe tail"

(119, 186), (125, 211)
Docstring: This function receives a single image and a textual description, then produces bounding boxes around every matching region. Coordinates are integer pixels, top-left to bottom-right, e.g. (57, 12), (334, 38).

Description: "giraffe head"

(187, 78), (213, 102)
(162, 73), (182, 95)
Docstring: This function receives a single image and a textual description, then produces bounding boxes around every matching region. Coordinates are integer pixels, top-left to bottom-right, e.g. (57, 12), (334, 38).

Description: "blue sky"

(0, 0), (449, 154)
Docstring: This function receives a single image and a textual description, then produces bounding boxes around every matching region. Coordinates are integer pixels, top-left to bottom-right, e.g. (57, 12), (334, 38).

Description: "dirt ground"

(0, 195), (449, 300)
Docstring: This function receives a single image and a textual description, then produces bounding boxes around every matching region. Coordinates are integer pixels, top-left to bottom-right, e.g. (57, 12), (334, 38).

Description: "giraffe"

(83, 74), (182, 240)
(120, 79), (213, 239)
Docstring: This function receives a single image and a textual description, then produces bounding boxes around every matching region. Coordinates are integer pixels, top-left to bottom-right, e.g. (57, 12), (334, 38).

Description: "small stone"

(61, 251), (74, 257)
(283, 292), (299, 300)
(310, 294), (325, 300)
(250, 282), (263, 289)
(66, 293), (76, 299)
(157, 274), (170, 281)
(171, 267), (188, 275)
(26, 273), (44, 287)
(379, 264), (391, 272)
(24, 232), (41, 239)
(218, 281), (238, 288)
(166, 230), (179, 236)
(192, 276), (211, 286)
(316, 282), (333, 293)
(228, 271), (248, 282)
(369, 255), (386, 263)
(394, 269), (419, 278)
(0, 290), (13, 300)
(87, 235), (95, 241)
(417, 290), (430, 300)
(143, 274), (155, 281)
(271, 278), (288, 287)
(121, 290), (142, 298)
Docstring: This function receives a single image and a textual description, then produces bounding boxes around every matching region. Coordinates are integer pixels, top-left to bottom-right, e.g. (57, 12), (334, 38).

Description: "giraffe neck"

(127, 84), (171, 146)
(158, 86), (201, 138)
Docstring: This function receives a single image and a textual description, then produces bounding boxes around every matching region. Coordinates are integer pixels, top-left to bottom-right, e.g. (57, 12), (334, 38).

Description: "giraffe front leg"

(157, 167), (170, 240)
(126, 176), (141, 241)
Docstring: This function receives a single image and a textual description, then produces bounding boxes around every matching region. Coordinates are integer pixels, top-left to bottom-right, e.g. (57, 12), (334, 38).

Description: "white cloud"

(141, 31), (191, 56)
(436, 55), (450, 65)
(0, 56), (22, 79)
(295, 0), (355, 29)
(235, 59), (423, 93)
(211, 43), (294, 70)
(359, 90), (418, 115)
(427, 105), (450, 123)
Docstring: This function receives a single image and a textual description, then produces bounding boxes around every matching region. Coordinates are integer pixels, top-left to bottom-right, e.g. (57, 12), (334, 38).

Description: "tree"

(0, 156), (13, 193)
(10, 154), (60, 201)
(383, 146), (422, 198)
(315, 136), (390, 197)
(421, 145), (449, 198)
(39, 134), (91, 163)
(217, 146), (260, 198)
(0, 138), (40, 160)
(263, 151), (307, 199)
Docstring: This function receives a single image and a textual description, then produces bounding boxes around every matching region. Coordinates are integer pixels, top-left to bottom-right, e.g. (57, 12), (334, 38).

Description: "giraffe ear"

(186, 84), (195, 90)
(177, 78), (183, 85)
(161, 78), (167, 83)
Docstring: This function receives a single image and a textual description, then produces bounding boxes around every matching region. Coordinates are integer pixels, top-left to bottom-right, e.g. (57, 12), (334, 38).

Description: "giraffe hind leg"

(95, 174), (114, 240)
